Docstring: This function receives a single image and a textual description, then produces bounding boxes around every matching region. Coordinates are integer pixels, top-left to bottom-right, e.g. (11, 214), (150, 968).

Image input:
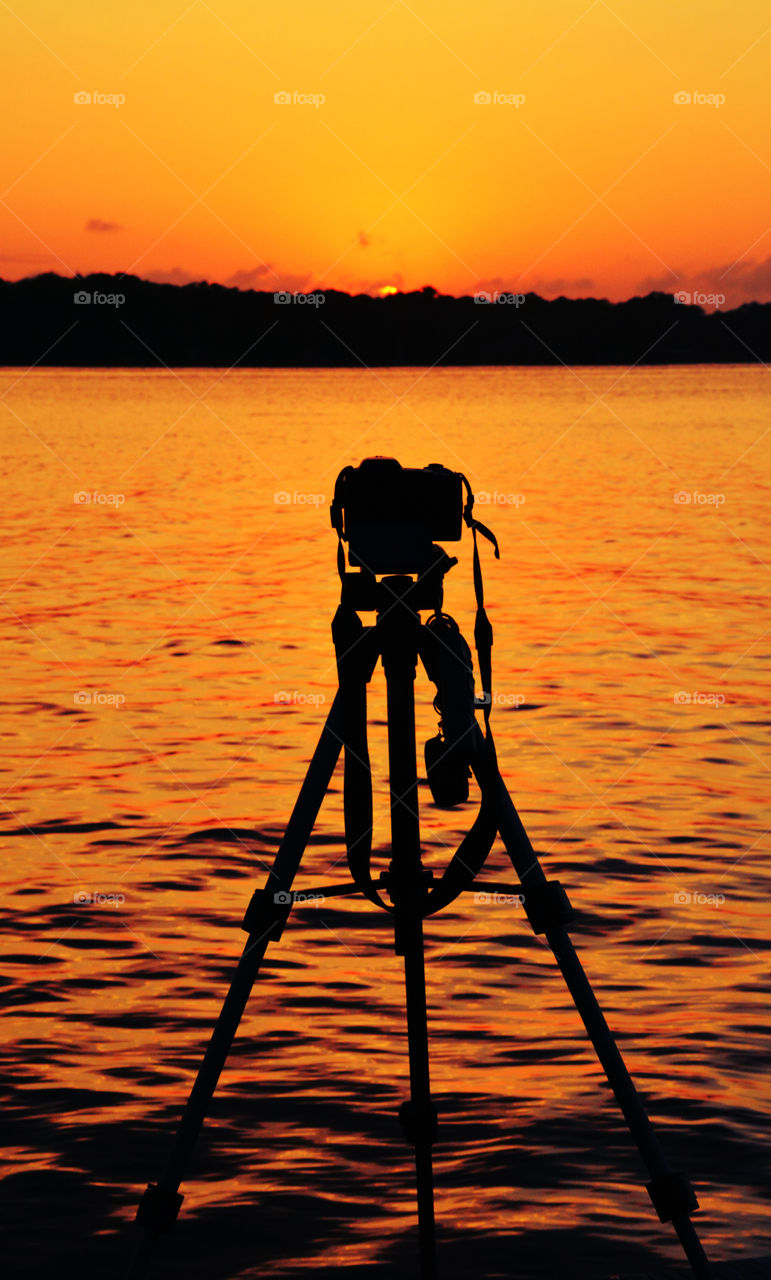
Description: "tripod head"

(337, 552), (456, 614)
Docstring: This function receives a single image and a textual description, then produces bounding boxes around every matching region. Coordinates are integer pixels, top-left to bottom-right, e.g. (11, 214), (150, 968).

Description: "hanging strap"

(418, 618), (501, 913)
(332, 604), (392, 914)
(424, 728), (500, 913)
(460, 475), (500, 729)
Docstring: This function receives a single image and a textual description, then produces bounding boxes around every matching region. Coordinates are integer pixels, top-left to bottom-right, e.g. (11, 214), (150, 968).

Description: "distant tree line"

(0, 274), (767, 367)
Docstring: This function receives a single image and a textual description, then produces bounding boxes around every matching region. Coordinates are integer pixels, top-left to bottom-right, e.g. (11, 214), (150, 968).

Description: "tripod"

(127, 566), (712, 1280)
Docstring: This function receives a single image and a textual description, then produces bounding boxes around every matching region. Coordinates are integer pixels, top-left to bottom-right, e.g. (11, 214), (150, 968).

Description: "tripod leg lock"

(646, 1173), (699, 1223)
(242, 887), (293, 941)
(135, 1182), (184, 1232)
(399, 1099), (439, 1146)
(521, 880), (574, 935)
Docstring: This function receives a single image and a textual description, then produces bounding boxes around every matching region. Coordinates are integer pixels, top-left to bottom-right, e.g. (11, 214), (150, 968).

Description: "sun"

(378, 285), (398, 296)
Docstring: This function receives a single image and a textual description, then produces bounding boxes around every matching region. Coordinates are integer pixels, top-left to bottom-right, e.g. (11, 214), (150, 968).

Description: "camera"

(330, 457), (464, 575)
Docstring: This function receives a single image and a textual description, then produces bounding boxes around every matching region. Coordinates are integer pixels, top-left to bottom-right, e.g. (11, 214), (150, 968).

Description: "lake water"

(1, 365), (769, 1279)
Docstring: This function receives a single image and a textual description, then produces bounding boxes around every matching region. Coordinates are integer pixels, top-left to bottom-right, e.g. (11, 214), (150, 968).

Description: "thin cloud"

(143, 266), (202, 286)
(224, 266), (311, 293)
(85, 218), (122, 233)
(471, 274), (597, 300)
(636, 255), (771, 308)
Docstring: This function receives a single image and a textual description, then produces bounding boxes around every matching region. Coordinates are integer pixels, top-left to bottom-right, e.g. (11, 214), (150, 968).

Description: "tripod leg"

(126, 692), (345, 1279)
(492, 762), (711, 1278)
(399, 911), (438, 1280)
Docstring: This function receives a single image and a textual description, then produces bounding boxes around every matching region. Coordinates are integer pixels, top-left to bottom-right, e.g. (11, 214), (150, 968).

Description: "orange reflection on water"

(1, 366), (769, 1276)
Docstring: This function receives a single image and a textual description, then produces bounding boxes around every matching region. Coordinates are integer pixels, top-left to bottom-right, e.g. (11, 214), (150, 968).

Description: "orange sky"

(1, 1), (769, 302)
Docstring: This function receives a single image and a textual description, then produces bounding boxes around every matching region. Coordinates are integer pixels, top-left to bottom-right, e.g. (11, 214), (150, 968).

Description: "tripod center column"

(377, 579), (427, 901)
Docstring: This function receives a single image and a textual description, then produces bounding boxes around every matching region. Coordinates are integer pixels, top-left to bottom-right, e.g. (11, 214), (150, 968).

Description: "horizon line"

(2, 271), (769, 310)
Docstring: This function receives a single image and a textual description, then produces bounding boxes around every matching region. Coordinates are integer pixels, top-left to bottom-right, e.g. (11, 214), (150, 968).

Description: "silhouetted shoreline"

(1, 273), (768, 368)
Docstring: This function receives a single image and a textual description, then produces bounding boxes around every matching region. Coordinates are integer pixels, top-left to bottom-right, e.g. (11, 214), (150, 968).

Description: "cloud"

(223, 264), (291, 291)
(356, 230), (371, 248)
(635, 255), (771, 308)
(143, 266), (204, 286)
(225, 266), (321, 293)
(472, 274), (597, 300)
(716, 254), (771, 304)
(634, 271), (679, 296)
(85, 218), (121, 233)
(141, 265), (314, 292)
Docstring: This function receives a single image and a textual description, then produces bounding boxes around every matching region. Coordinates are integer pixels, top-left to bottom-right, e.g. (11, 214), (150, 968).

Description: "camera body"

(331, 457), (464, 575)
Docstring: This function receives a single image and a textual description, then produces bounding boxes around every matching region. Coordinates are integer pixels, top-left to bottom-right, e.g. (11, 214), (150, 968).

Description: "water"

(1, 365), (769, 1278)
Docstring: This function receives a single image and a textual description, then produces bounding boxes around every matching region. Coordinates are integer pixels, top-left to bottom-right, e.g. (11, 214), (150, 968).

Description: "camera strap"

(419, 617), (501, 913)
(332, 603), (393, 915)
(460, 476), (500, 731)
(424, 729), (500, 913)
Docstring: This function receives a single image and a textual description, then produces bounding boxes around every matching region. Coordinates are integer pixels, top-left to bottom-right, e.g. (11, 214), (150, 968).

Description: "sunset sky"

(1, 0), (769, 302)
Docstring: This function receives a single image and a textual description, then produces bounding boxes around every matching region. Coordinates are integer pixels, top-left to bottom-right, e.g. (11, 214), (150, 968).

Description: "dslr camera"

(330, 456), (464, 575)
